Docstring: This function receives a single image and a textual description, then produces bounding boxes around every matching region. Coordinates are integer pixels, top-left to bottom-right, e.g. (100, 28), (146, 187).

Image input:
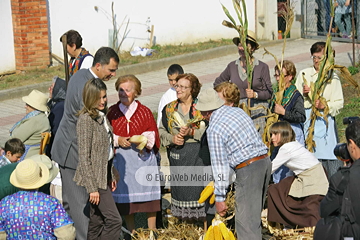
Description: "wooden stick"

(61, 35), (70, 86)
(50, 53), (64, 65)
(149, 25), (155, 47)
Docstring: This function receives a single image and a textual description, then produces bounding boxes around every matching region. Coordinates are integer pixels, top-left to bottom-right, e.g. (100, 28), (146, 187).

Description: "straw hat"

(10, 159), (50, 189)
(30, 154), (59, 183)
(22, 90), (49, 112)
(232, 30), (260, 50)
(196, 88), (225, 112)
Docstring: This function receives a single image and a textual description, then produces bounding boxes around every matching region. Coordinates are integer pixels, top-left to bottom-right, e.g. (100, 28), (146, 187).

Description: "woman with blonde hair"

(74, 78), (122, 239)
(214, 82), (240, 107)
(107, 75), (161, 234)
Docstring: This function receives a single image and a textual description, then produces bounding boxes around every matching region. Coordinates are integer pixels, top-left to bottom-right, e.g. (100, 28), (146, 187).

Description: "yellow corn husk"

(129, 135), (146, 144)
(213, 225), (223, 240)
(198, 181), (214, 204)
(204, 225), (214, 240)
(209, 193), (215, 205)
(209, 214), (235, 240)
(228, 230), (236, 240)
(129, 135), (148, 150)
(218, 222), (230, 240)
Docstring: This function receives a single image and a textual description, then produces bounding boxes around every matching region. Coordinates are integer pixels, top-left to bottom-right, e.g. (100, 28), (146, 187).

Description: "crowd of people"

(0, 28), (359, 240)
(316, 0), (355, 39)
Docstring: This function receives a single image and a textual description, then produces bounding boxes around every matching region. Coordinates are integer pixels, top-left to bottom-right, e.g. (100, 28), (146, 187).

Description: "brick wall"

(11, 0), (49, 71)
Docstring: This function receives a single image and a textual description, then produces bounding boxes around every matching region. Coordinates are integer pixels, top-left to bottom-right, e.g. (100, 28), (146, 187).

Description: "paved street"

(0, 38), (357, 148)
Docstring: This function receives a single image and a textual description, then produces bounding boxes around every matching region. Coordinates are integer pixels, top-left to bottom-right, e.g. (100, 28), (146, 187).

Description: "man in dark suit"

(319, 119), (360, 238)
(51, 47), (119, 240)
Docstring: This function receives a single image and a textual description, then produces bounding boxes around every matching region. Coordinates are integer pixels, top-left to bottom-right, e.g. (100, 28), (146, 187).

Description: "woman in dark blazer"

(73, 78), (122, 239)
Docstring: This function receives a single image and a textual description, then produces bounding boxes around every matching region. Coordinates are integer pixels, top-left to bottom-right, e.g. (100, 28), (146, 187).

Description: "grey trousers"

(60, 166), (90, 240)
(234, 156), (271, 240)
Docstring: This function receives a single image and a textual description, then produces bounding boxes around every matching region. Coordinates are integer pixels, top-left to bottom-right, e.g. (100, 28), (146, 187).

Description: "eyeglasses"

(273, 74), (289, 78)
(174, 85), (190, 90)
(311, 55), (322, 60)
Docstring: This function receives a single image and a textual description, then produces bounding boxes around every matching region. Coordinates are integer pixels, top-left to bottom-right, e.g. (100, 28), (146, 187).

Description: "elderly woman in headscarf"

(214, 30), (273, 135)
(9, 90), (50, 160)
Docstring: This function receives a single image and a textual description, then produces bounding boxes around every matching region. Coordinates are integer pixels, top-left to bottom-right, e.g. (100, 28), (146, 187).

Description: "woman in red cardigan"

(107, 75), (161, 235)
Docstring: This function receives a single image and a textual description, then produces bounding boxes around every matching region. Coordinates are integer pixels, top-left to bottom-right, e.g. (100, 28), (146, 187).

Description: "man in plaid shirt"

(197, 88), (271, 239)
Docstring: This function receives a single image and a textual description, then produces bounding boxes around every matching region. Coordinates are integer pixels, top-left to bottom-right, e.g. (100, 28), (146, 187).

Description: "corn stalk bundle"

(304, 1), (358, 152)
(221, 0), (253, 115)
(334, 66), (360, 95)
(224, 185), (236, 216)
(261, 0), (295, 147)
(304, 34), (335, 152)
(304, 43), (360, 152)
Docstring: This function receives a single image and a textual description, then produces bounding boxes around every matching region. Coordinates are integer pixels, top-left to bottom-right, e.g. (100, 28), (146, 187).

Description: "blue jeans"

(335, 12), (352, 36)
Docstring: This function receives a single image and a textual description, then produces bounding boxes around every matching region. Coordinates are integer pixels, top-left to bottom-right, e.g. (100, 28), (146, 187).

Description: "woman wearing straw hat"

(214, 30), (273, 136)
(0, 158), (75, 239)
(9, 89), (50, 160)
(0, 154), (59, 200)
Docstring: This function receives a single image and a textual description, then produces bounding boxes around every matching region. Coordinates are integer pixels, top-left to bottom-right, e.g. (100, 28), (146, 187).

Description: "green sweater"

(0, 163), (50, 200)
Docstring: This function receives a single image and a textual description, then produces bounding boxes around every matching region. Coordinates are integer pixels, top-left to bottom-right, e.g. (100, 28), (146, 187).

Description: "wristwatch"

(254, 92), (258, 99)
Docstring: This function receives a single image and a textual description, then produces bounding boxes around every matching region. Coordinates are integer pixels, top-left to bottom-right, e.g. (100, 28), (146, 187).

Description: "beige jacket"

(73, 113), (115, 194)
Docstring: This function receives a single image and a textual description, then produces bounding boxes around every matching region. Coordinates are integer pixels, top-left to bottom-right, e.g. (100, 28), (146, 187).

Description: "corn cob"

(198, 181), (214, 204)
(218, 222), (230, 240)
(173, 111), (186, 127)
(204, 214), (236, 240)
(128, 135), (148, 150)
(228, 230), (236, 240)
(213, 225), (223, 240)
(204, 225), (214, 240)
(209, 193), (215, 205)
(199, 121), (206, 130)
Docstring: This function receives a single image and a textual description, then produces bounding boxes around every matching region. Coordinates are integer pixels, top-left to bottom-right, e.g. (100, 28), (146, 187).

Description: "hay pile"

(132, 189), (236, 240)
(133, 223), (204, 240)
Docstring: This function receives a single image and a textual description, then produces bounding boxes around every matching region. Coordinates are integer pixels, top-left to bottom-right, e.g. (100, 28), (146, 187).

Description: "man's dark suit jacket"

(51, 69), (94, 169)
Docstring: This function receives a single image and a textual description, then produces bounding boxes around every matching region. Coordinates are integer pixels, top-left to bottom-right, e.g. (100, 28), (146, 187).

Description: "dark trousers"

(88, 187), (122, 240)
(60, 166), (89, 240)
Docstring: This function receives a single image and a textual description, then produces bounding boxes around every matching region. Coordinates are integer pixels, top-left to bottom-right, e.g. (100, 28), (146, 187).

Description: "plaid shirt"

(207, 105), (268, 202)
(0, 155), (11, 169)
